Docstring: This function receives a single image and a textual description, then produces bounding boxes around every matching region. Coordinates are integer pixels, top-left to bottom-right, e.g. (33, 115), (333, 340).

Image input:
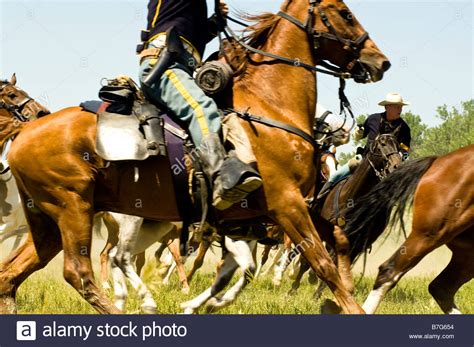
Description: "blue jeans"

(139, 54), (221, 147)
(327, 162), (351, 184)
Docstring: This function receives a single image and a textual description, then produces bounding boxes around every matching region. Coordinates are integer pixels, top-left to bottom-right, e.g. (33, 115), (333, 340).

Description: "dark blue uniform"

(146, 0), (217, 57)
(362, 112), (411, 150)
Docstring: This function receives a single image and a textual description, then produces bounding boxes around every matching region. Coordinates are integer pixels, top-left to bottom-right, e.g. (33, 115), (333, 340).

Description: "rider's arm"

(205, 1), (229, 43)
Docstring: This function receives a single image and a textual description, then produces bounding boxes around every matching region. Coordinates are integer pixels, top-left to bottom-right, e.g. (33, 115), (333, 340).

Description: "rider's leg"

(139, 59), (261, 209)
(316, 163), (351, 200)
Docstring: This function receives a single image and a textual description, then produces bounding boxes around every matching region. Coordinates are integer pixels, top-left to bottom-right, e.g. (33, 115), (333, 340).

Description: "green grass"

(15, 268), (474, 314)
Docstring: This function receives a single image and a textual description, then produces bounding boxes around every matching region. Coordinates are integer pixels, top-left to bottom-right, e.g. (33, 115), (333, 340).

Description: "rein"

(215, 0), (365, 147)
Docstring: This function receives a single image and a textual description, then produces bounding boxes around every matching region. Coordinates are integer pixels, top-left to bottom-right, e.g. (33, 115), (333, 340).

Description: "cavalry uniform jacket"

(361, 112), (411, 151)
(145, 0), (218, 58)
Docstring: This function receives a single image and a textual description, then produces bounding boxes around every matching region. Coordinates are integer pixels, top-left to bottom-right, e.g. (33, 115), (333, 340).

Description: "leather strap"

(229, 109), (317, 147)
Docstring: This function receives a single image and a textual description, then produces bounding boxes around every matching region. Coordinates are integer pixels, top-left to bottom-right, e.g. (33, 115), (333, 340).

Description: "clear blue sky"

(1, 0), (472, 131)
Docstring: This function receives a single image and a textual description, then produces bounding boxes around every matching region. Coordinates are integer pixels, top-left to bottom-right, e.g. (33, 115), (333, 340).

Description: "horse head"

(367, 128), (403, 179)
(0, 74), (50, 121)
(308, 0), (391, 82)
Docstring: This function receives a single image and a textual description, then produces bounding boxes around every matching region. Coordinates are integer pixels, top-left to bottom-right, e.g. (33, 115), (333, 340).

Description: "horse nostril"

(381, 60), (391, 71)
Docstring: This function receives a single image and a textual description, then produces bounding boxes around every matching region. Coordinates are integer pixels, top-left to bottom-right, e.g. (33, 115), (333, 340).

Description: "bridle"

(367, 133), (401, 180)
(277, 0), (370, 79)
(215, 0), (372, 147)
(0, 81), (44, 121)
(219, 0), (370, 82)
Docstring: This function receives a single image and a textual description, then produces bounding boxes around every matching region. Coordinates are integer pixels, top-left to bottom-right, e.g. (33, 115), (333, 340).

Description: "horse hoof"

(101, 282), (111, 291)
(320, 299), (342, 314)
(181, 287), (190, 295)
(287, 288), (297, 296)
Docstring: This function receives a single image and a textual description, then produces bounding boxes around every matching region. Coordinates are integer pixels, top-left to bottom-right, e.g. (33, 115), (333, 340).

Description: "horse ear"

(10, 73), (17, 85)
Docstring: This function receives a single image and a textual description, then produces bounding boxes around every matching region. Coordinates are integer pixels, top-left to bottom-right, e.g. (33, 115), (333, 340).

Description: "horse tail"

(344, 156), (438, 262)
(0, 109), (25, 148)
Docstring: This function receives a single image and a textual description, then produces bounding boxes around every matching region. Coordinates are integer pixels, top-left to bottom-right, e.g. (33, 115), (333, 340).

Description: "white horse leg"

(110, 213), (157, 313)
(109, 247), (128, 312)
(273, 248), (290, 286)
(205, 239), (257, 310)
(181, 238), (239, 314)
(261, 245), (283, 276)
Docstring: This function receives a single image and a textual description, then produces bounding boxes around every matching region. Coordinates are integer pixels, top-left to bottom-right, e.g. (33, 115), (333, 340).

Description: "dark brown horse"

(0, 0), (390, 314)
(344, 145), (473, 314)
(289, 131), (402, 296)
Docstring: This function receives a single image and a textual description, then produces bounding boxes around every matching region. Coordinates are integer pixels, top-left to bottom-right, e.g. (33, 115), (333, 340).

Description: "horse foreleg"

(254, 244), (271, 278)
(288, 256), (310, 295)
(165, 234), (190, 294)
(135, 252), (146, 276)
(99, 213), (119, 290)
(428, 232), (474, 314)
(261, 244), (283, 276)
(205, 239), (257, 311)
(154, 242), (167, 266)
(187, 240), (211, 283)
(181, 239), (238, 314)
(273, 247), (290, 287)
(272, 196), (363, 314)
(333, 225), (354, 294)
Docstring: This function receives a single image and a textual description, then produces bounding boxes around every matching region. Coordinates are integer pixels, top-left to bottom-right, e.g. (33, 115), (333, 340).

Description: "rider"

(317, 92), (412, 200)
(137, 0), (262, 210)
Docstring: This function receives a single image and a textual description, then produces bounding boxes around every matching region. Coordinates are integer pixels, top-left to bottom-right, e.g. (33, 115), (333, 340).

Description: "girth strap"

(229, 109), (317, 147)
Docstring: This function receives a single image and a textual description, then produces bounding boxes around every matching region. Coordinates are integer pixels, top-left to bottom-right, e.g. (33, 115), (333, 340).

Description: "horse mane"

(343, 156), (438, 263)
(0, 108), (25, 148)
(223, 12), (282, 76)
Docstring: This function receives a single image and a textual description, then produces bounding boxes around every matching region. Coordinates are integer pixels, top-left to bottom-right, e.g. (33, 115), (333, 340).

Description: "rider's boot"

(199, 133), (262, 210)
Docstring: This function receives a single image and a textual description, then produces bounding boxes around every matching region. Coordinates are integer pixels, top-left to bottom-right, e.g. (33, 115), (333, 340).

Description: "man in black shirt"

(317, 93), (412, 200)
(138, 0), (262, 210)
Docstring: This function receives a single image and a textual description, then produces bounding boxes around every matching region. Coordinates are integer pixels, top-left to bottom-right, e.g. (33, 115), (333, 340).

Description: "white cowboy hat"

(378, 92), (410, 106)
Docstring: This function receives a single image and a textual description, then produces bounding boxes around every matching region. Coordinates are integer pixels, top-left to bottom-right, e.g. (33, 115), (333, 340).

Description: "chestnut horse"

(0, 0), (389, 314)
(343, 145), (473, 314)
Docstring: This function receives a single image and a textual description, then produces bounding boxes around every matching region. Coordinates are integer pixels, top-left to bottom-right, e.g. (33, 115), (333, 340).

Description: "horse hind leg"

(0, 208), (61, 313)
(362, 233), (440, 314)
(57, 197), (120, 314)
(205, 239), (258, 311)
(428, 231), (474, 314)
(110, 214), (157, 313)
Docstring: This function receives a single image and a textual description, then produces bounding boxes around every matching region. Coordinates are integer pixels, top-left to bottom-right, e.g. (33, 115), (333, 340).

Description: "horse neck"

(233, 2), (316, 133)
(343, 157), (378, 199)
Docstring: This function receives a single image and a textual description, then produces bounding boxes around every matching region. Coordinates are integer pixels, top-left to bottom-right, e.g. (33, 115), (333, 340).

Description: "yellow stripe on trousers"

(164, 70), (209, 137)
(151, 0), (162, 28)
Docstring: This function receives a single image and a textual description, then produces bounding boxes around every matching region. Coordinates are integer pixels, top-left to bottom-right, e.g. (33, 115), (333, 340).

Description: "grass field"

(13, 260), (474, 315)
(2, 224), (473, 315)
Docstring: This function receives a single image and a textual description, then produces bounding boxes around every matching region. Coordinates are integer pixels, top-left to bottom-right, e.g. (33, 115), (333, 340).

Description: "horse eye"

(340, 10), (353, 22)
(8, 93), (16, 99)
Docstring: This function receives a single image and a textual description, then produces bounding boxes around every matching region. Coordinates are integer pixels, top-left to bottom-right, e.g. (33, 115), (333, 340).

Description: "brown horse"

(343, 145), (473, 314)
(287, 131), (403, 296)
(0, 0), (390, 314)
